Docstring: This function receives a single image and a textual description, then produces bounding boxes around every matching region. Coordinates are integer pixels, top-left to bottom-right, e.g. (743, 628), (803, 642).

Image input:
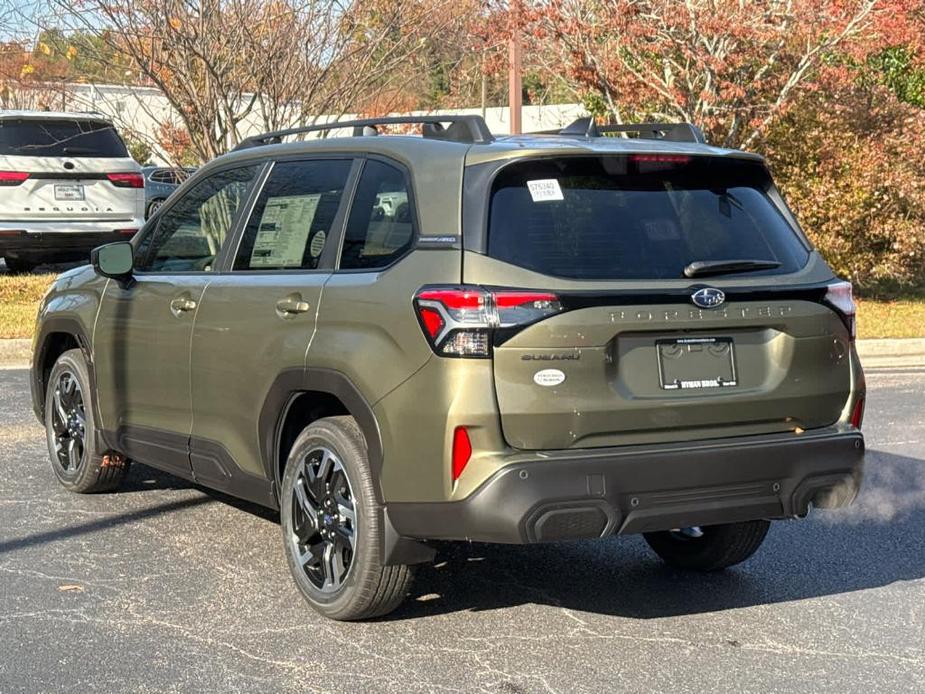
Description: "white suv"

(0, 111), (146, 273)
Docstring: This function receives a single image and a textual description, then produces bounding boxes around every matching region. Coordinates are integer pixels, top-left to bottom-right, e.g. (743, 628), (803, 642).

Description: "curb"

(2, 337), (924, 369)
(0, 339), (31, 368)
(854, 339), (925, 369)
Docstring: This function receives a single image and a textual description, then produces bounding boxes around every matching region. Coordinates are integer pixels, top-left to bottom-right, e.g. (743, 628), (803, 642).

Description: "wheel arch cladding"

(32, 319), (93, 424)
(260, 368), (385, 501)
(264, 369), (433, 565)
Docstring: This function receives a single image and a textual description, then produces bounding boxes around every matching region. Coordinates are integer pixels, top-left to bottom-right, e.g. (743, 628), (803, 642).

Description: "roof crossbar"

(552, 117), (706, 144)
(234, 115), (494, 150)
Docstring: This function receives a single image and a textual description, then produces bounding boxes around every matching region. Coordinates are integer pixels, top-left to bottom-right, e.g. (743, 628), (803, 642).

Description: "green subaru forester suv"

(31, 115), (865, 620)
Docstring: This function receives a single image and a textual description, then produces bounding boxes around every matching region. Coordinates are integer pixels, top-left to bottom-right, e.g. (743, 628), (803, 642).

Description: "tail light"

(824, 281), (856, 340)
(107, 172), (144, 188)
(414, 286), (562, 358)
(0, 171), (29, 186)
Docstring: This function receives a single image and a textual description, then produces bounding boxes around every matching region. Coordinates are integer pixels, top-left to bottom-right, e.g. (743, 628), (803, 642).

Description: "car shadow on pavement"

(0, 464), (276, 559)
(119, 463), (278, 522)
(119, 461), (199, 493)
(0, 496), (215, 557)
(395, 449), (925, 621)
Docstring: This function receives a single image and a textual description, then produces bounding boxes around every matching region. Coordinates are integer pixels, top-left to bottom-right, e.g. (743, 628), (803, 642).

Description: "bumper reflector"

(850, 397), (865, 429)
(452, 426), (472, 482)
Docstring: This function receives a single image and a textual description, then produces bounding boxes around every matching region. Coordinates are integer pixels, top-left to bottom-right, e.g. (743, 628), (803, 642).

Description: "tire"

(643, 520), (770, 571)
(280, 416), (414, 620)
(44, 349), (129, 493)
(4, 256), (36, 274)
(146, 198), (165, 219)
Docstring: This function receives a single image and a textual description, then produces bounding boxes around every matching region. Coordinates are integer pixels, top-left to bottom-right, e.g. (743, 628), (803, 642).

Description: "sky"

(1, 1), (60, 43)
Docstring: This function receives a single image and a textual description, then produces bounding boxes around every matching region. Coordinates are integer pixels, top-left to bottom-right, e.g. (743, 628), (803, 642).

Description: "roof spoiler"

(550, 117), (706, 144)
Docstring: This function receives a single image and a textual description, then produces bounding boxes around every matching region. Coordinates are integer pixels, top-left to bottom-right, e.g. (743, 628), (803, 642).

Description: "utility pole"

(507, 1), (523, 135)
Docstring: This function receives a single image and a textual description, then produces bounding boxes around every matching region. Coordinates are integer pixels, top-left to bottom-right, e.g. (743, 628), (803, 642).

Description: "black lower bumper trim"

(387, 429), (865, 544)
(0, 230), (137, 261)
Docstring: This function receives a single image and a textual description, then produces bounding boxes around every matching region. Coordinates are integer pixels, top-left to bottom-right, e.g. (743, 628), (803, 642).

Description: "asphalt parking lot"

(0, 365), (923, 693)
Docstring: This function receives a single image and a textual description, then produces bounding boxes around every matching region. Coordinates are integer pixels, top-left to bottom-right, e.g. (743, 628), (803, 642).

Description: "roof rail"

(553, 117), (706, 144)
(234, 115), (494, 150)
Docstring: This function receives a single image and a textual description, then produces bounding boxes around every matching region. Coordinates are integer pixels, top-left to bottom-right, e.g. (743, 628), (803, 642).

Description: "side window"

(234, 159), (352, 271)
(135, 165), (259, 272)
(339, 160), (415, 270)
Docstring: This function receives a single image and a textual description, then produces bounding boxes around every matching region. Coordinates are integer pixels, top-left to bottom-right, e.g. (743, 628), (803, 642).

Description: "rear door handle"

(276, 295), (311, 317)
(169, 296), (197, 316)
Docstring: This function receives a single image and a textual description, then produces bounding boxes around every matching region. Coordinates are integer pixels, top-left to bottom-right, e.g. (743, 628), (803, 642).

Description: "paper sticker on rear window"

(526, 179), (564, 202)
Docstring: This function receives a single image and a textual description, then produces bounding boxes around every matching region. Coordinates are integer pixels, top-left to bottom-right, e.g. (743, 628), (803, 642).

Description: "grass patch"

(0, 273), (922, 340)
(856, 297), (925, 339)
(0, 273), (54, 339)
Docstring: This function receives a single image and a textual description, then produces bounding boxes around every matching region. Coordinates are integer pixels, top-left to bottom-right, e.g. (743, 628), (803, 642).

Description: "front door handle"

(169, 295), (197, 316)
(276, 294), (311, 318)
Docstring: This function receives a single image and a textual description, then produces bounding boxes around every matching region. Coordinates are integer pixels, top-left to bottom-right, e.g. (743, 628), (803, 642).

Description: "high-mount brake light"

(413, 286), (563, 358)
(107, 172), (145, 189)
(0, 171), (29, 186)
(629, 154), (691, 164)
(824, 281), (856, 340)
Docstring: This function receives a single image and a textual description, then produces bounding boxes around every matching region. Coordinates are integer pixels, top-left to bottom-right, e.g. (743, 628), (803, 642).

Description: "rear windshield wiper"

(683, 259), (781, 278)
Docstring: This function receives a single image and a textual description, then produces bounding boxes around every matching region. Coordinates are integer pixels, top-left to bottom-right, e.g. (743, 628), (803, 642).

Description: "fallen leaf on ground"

(58, 584), (84, 592)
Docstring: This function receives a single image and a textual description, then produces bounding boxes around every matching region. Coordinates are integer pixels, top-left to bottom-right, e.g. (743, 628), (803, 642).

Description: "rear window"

(487, 155), (809, 280)
(0, 118), (128, 158)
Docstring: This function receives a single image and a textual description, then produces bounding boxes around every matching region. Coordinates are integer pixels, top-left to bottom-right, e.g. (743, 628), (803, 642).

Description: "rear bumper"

(387, 427), (865, 544)
(0, 221), (142, 261)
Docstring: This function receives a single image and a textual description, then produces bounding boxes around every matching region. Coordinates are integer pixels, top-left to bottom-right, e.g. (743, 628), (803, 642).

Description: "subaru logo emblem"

(691, 287), (725, 309)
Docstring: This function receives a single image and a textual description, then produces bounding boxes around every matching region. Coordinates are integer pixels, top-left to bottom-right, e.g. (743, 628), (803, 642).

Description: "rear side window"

(150, 169), (177, 184)
(234, 159), (351, 271)
(339, 160), (414, 270)
(487, 156), (809, 280)
(0, 119), (129, 158)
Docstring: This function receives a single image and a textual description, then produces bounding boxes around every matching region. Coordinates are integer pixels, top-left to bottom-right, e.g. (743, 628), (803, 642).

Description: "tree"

(155, 121), (198, 167)
(767, 46), (925, 287)
(530, 0), (923, 147)
(123, 132), (154, 164)
(47, 0), (477, 162)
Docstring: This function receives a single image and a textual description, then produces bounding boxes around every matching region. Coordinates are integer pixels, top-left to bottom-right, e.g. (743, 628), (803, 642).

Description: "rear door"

(464, 153), (853, 449)
(188, 157), (357, 495)
(0, 117), (143, 224)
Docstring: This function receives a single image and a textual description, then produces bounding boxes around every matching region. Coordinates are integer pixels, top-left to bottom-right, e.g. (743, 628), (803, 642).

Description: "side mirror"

(91, 242), (134, 287)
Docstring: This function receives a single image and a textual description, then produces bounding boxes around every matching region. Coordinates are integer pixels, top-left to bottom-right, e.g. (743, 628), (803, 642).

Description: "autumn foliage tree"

(766, 51), (925, 286)
(521, 0), (925, 287)
(49, 0), (477, 161)
(529, 1), (917, 145)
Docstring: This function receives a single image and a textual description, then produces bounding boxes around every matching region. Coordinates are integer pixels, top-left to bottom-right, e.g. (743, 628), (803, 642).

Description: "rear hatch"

(462, 152), (854, 450)
(0, 117), (143, 223)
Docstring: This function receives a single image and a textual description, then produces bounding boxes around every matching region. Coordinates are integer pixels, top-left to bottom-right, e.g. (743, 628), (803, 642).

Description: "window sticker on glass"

(526, 179), (564, 202)
(250, 194), (320, 268)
